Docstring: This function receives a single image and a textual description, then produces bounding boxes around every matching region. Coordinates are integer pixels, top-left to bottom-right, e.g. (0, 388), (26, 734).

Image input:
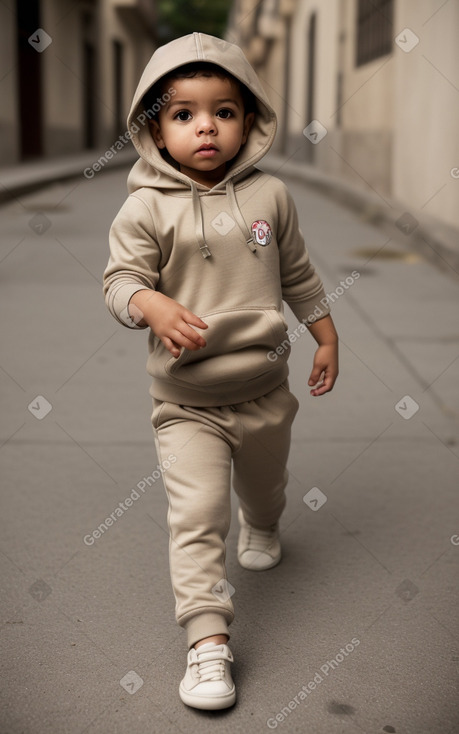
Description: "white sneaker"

(179, 642), (236, 710)
(237, 507), (281, 570)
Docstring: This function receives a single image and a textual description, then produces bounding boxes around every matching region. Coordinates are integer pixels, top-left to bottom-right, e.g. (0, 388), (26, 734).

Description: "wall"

(41, 0), (85, 156)
(392, 0), (459, 230)
(0, 3), (20, 165)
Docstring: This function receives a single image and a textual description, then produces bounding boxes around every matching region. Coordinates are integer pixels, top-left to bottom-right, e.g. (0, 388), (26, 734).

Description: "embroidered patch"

(251, 220), (273, 246)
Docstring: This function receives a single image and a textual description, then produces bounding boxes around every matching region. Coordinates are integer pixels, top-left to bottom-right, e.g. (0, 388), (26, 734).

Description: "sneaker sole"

(179, 684), (236, 710)
(237, 552), (281, 571)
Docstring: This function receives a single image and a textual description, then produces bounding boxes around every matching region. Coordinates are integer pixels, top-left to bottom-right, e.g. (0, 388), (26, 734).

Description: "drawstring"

(226, 180), (257, 253)
(190, 178), (257, 260)
(190, 179), (212, 259)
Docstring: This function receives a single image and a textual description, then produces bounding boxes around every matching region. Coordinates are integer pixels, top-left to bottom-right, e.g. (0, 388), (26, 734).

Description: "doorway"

(16, 0), (43, 160)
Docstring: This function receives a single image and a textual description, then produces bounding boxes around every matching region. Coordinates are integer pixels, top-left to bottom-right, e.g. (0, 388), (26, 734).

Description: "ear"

(241, 112), (255, 145)
(149, 119), (166, 149)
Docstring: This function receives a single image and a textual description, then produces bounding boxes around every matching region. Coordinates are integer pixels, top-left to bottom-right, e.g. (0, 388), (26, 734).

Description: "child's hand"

(129, 290), (207, 358)
(308, 343), (339, 396)
(305, 314), (339, 396)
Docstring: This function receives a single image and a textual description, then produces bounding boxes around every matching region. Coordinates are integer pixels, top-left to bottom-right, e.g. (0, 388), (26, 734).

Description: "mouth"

(196, 143), (218, 157)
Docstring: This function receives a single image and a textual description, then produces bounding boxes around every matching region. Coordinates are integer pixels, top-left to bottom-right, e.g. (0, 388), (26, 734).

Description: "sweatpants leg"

(232, 381), (299, 528)
(152, 401), (241, 649)
(151, 381), (299, 648)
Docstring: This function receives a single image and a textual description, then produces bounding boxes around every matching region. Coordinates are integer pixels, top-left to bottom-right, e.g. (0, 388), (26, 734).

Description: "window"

(356, 0), (393, 66)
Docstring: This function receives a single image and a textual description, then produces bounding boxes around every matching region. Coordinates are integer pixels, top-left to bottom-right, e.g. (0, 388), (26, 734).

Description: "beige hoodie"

(103, 32), (330, 407)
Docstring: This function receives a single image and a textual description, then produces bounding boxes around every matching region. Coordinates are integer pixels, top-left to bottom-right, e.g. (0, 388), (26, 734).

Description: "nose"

(197, 115), (215, 135)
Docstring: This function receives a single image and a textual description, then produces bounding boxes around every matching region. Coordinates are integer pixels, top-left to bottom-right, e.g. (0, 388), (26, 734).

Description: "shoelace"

(247, 524), (278, 554)
(195, 653), (226, 682)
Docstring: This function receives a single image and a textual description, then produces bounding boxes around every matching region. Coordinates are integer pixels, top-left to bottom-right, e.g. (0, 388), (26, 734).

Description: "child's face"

(149, 75), (255, 187)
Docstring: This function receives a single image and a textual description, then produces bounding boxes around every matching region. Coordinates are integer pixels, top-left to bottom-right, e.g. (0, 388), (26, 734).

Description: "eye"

(174, 110), (192, 121)
(217, 108), (234, 119)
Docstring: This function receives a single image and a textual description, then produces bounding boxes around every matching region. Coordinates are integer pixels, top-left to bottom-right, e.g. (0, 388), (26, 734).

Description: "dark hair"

(142, 61), (256, 117)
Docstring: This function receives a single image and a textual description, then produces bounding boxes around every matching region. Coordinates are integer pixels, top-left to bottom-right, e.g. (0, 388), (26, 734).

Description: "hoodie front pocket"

(152, 306), (290, 388)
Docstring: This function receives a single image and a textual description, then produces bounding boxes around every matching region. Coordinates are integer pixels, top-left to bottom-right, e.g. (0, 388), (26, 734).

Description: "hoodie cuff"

(288, 292), (331, 327)
(109, 283), (152, 329)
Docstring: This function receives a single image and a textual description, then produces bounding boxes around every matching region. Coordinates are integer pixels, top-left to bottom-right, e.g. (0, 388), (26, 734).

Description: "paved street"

(1, 161), (458, 734)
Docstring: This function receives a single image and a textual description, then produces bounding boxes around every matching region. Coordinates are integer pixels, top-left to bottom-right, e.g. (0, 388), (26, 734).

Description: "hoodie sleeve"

(276, 182), (330, 325)
(103, 194), (161, 329)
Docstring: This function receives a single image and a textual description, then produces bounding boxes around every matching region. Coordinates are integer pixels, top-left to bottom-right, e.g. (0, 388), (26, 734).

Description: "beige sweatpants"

(151, 380), (299, 649)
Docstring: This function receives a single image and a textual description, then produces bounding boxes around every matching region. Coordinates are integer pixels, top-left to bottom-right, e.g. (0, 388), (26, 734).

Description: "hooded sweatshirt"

(103, 32), (330, 407)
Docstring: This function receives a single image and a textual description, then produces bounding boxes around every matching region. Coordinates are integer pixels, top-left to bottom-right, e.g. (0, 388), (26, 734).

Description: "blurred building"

(227, 0), (459, 232)
(0, 0), (157, 165)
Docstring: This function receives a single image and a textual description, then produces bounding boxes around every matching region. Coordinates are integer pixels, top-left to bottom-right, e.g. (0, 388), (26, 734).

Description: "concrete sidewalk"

(0, 162), (458, 733)
(0, 148), (137, 205)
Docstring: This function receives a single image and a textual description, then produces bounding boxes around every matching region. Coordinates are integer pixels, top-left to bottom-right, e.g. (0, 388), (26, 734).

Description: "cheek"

(160, 127), (180, 148)
(170, 132), (189, 151)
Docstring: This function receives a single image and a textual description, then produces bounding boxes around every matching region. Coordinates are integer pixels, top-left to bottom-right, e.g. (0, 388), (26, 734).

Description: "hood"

(126, 32), (277, 195)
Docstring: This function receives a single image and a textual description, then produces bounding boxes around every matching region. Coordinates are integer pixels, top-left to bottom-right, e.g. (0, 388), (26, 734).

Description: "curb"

(0, 148), (138, 206)
(259, 154), (459, 277)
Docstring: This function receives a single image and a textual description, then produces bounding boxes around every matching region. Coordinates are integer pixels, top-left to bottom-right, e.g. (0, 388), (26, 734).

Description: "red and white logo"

(251, 220), (273, 246)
